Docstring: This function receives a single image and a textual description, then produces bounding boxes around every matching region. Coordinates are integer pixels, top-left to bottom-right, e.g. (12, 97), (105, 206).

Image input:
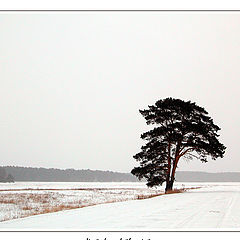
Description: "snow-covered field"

(0, 182), (239, 230)
(0, 182), (165, 222)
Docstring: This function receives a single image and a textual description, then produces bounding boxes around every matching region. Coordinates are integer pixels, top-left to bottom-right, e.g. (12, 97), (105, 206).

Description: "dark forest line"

(1, 166), (240, 182)
(2, 166), (138, 182)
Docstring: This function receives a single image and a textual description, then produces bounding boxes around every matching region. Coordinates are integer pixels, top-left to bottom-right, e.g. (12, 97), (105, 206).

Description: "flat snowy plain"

(0, 182), (239, 230)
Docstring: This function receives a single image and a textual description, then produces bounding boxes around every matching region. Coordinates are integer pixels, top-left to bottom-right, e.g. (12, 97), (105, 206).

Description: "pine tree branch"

(179, 147), (196, 157)
(185, 153), (198, 159)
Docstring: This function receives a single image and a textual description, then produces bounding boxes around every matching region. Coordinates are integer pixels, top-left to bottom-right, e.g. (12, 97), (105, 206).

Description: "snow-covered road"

(0, 183), (240, 230)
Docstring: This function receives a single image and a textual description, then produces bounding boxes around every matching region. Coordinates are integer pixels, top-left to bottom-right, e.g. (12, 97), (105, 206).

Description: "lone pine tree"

(131, 98), (226, 193)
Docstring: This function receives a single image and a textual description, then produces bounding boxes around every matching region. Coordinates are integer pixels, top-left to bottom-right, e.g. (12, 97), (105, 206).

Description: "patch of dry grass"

(0, 198), (16, 204)
(37, 204), (78, 214)
(165, 188), (187, 194)
(136, 193), (164, 200)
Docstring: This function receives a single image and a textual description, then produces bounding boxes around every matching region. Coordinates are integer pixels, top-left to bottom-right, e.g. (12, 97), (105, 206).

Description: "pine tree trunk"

(165, 157), (179, 193)
(167, 145), (180, 193)
(165, 173), (170, 193)
(165, 142), (172, 193)
(169, 178), (174, 190)
(165, 178), (174, 193)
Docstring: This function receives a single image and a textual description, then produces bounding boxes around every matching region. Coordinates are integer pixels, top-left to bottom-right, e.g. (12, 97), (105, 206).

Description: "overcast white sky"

(0, 12), (239, 173)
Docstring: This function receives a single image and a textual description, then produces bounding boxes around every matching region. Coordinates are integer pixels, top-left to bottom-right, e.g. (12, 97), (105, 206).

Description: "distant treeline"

(3, 166), (139, 182)
(0, 167), (14, 182)
(176, 171), (240, 182)
(1, 166), (240, 182)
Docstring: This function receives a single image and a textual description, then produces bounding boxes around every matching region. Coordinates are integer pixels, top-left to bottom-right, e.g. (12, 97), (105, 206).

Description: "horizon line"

(1, 165), (240, 174)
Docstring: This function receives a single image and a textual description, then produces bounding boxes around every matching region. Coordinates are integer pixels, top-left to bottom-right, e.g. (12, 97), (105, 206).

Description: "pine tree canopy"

(131, 98), (226, 190)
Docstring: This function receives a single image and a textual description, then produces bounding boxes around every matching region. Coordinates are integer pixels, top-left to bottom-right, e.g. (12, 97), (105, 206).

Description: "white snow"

(0, 182), (239, 230)
(0, 182), (165, 222)
(0, 181), (151, 190)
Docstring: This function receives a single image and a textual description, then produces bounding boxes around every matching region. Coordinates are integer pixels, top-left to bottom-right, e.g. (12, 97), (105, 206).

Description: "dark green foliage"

(131, 98), (226, 191)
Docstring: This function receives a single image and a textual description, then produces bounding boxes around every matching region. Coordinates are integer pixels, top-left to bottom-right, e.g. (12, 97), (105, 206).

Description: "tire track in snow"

(173, 193), (217, 228)
(217, 192), (240, 228)
(173, 192), (231, 228)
